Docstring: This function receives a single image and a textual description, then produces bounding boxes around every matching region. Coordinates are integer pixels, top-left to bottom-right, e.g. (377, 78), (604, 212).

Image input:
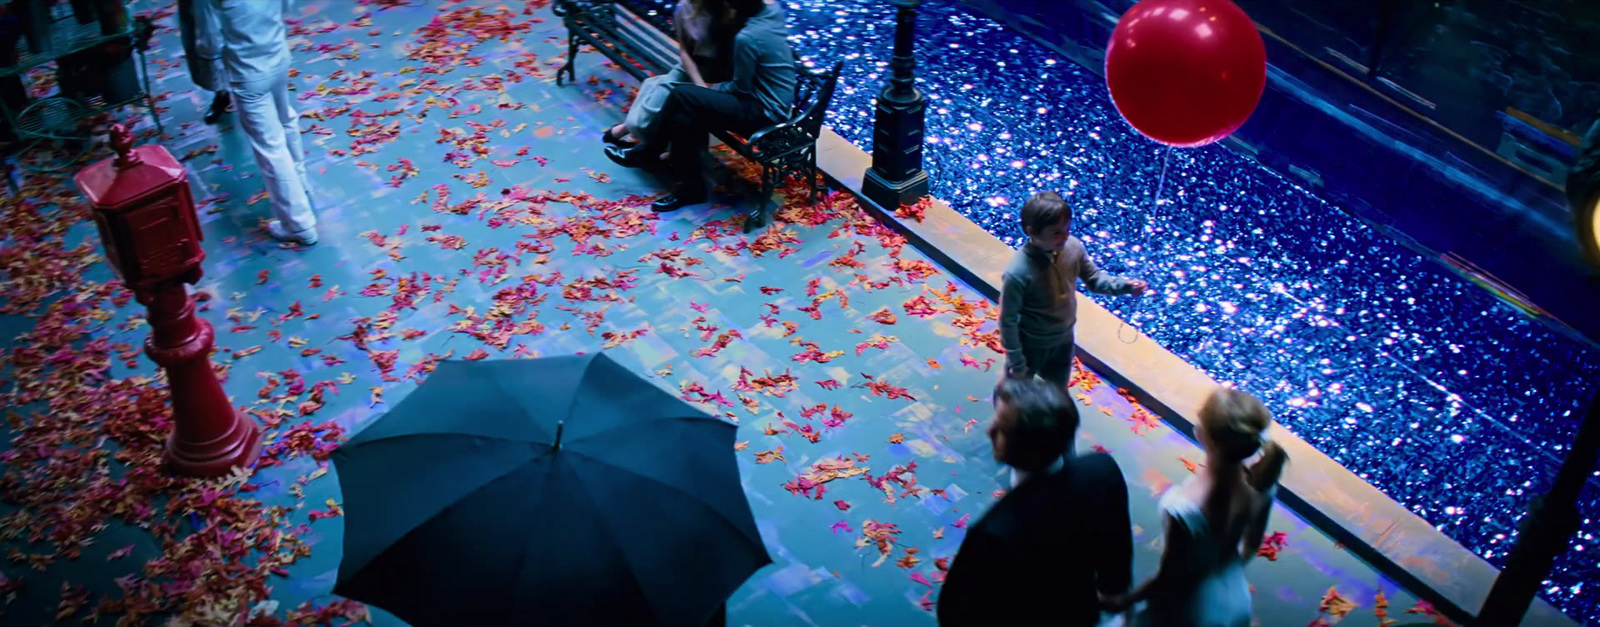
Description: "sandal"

(602, 127), (634, 147)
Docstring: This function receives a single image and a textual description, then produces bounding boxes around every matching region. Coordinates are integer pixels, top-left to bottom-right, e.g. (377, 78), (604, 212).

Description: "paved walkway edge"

(809, 128), (1574, 627)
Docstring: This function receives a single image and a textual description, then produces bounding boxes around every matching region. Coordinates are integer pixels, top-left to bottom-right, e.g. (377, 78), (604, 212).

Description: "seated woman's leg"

(603, 123), (632, 145)
(623, 66), (693, 146)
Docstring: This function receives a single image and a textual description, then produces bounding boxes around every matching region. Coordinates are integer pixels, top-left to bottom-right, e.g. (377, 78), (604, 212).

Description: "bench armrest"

(746, 61), (844, 158)
(746, 120), (813, 156)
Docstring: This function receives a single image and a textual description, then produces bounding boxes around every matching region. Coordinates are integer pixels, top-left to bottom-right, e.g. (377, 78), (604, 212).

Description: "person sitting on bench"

(601, 0), (741, 156)
(605, 0), (795, 215)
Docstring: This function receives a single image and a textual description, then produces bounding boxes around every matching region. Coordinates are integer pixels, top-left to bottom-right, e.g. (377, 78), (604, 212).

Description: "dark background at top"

(933, 0), (1600, 346)
(1235, 0), (1600, 146)
(1021, 0), (1600, 152)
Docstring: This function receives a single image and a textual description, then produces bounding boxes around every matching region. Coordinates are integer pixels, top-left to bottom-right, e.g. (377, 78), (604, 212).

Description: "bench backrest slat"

(789, 61), (843, 139)
(563, 0), (675, 78)
(612, 4), (677, 74)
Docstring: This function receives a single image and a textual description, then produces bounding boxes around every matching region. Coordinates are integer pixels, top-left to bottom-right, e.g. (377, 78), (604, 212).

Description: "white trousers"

(232, 69), (314, 232)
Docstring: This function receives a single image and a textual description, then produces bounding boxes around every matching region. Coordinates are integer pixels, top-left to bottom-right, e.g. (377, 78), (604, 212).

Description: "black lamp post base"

(862, 168), (929, 211)
(862, 0), (929, 213)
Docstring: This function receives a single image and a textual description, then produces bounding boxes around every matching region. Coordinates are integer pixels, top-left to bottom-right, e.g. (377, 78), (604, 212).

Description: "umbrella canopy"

(331, 353), (770, 626)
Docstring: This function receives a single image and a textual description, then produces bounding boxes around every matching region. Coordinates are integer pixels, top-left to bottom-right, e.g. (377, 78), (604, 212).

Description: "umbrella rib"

(336, 431), (539, 449)
(337, 442), (543, 585)
(562, 447), (765, 556)
(513, 459), (659, 622)
(486, 370), (553, 442)
(558, 354), (601, 431)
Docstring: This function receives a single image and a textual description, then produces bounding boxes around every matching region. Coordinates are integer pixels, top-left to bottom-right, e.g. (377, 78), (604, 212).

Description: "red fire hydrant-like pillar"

(75, 124), (262, 478)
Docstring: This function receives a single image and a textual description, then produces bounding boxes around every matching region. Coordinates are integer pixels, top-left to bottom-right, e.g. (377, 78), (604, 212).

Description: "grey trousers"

(1021, 339), (1077, 389)
(624, 65), (692, 145)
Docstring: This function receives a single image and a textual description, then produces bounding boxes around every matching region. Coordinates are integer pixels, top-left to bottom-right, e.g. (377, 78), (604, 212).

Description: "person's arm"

(1112, 513), (1191, 608)
(679, 49), (708, 87)
(1239, 488), (1276, 564)
(183, 0), (229, 90)
(719, 32), (758, 94)
(191, 0), (221, 58)
(1096, 457), (1134, 597)
(673, 20), (708, 87)
(1078, 248), (1141, 295)
(998, 272), (1030, 378)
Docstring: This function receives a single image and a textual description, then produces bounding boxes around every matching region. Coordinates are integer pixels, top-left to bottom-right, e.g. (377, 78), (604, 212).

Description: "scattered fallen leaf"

(754, 447), (785, 464)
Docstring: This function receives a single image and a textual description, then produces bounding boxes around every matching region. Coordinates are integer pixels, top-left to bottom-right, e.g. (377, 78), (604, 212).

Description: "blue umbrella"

(331, 353), (769, 626)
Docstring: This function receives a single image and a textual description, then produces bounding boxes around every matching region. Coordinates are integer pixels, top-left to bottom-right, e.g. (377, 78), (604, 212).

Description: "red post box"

(74, 124), (262, 478)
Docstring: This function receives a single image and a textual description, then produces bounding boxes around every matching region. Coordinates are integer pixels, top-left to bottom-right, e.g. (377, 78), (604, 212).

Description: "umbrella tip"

(553, 421), (564, 450)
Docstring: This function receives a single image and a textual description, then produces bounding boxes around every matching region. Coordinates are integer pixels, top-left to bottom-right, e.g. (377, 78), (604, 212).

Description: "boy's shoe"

(267, 220), (319, 246)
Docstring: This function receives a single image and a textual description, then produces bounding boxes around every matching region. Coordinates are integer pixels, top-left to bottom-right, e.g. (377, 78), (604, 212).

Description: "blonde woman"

(1102, 387), (1288, 627)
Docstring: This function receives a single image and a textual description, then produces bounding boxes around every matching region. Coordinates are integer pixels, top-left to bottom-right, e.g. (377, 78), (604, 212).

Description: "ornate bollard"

(74, 124), (262, 478)
(861, 0), (930, 211)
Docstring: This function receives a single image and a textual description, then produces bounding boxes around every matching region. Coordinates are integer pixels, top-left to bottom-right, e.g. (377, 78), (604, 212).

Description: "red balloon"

(1105, 0), (1267, 147)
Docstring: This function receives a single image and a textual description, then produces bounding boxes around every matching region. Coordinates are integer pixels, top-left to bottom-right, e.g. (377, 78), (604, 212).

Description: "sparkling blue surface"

(635, 0), (1600, 621)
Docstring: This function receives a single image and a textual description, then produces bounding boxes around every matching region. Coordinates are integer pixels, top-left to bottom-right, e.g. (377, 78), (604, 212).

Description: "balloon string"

(1118, 147), (1173, 345)
(1152, 146), (1173, 209)
(1117, 296), (1143, 344)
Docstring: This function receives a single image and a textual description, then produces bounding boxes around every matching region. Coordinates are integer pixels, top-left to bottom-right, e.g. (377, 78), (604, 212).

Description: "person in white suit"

(199, 0), (318, 246)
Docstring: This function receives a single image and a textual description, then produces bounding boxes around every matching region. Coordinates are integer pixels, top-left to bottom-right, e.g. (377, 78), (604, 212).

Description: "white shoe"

(266, 220), (319, 246)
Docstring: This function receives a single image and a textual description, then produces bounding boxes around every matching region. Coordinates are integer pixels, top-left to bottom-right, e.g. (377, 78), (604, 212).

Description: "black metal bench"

(554, 0), (842, 229)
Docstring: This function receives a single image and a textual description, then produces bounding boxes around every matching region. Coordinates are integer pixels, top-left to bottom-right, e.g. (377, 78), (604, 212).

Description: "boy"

(999, 192), (1147, 389)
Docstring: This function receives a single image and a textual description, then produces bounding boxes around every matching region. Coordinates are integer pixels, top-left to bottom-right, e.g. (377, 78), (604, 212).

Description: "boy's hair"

(994, 378), (1079, 472)
(1020, 192), (1072, 236)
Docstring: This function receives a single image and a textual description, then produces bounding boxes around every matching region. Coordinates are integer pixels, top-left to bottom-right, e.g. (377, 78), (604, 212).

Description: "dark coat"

(937, 453), (1134, 627)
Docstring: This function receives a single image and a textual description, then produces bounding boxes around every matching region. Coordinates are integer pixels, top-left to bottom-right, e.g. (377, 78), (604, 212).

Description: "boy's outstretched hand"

(1129, 279), (1150, 295)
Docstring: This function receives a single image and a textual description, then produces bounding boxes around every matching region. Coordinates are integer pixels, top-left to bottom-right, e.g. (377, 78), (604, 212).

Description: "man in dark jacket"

(938, 378), (1133, 627)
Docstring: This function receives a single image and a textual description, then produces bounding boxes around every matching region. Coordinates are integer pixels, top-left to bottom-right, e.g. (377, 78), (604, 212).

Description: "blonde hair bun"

(1200, 387), (1272, 462)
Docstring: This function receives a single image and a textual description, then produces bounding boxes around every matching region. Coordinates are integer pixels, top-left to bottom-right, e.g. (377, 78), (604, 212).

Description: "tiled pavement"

(0, 1), (1446, 625)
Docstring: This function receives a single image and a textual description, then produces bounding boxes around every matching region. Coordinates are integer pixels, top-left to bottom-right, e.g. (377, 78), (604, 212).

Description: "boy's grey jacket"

(999, 237), (1138, 374)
